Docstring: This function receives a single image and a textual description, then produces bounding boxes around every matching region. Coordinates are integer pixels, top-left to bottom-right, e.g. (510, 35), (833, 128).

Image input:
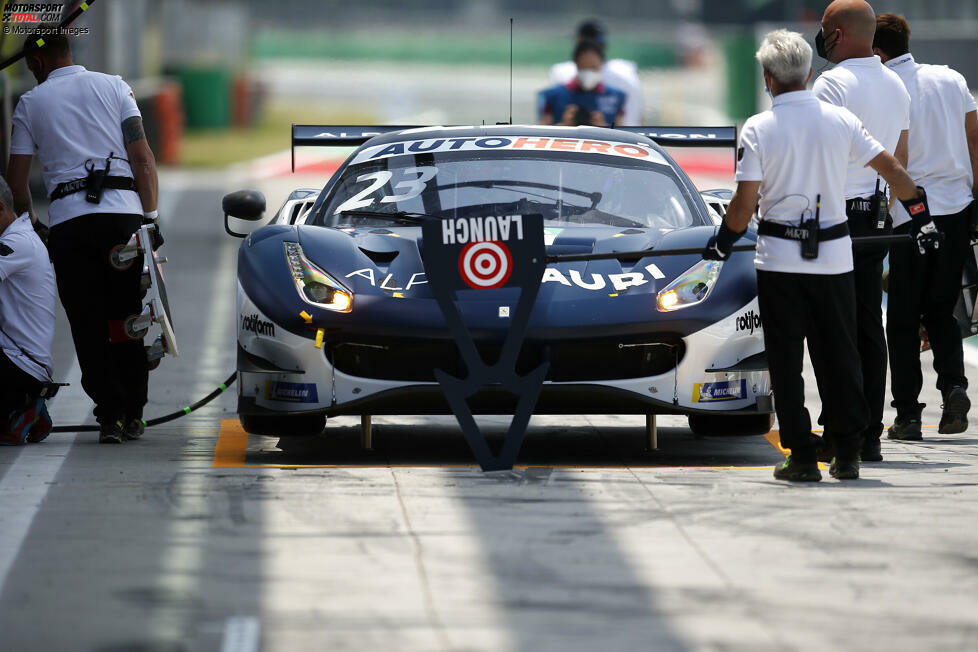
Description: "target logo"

(458, 241), (513, 289)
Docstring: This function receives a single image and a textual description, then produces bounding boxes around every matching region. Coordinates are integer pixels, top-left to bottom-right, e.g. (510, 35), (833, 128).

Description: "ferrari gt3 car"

(222, 125), (773, 437)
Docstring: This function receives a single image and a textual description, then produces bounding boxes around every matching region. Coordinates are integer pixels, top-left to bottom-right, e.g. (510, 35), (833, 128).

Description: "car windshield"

(315, 141), (700, 230)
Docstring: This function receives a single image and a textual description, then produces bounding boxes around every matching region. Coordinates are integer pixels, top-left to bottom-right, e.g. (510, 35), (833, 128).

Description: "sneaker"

(1, 403), (39, 446)
(888, 417), (922, 441)
(939, 386), (970, 434)
(816, 436), (836, 463)
(773, 455), (822, 482)
(830, 458), (860, 480)
(860, 437), (883, 462)
(123, 418), (145, 441)
(26, 398), (52, 443)
(99, 419), (124, 444)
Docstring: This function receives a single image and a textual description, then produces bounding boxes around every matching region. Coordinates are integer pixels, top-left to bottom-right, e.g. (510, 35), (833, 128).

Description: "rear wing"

(290, 124), (738, 172)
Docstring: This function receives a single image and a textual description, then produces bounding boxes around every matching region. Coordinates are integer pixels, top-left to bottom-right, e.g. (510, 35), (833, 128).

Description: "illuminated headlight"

(656, 259), (721, 312)
(284, 242), (352, 313)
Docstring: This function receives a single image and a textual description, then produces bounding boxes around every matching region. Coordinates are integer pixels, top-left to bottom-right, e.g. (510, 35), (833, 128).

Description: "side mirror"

(223, 190), (267, 237)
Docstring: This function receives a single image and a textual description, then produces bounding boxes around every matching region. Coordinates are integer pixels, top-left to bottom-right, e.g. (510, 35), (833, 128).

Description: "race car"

(223, 125), (773, 438)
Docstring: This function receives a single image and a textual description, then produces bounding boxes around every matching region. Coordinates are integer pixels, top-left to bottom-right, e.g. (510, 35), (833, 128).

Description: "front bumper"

(237, 283), (771, 417)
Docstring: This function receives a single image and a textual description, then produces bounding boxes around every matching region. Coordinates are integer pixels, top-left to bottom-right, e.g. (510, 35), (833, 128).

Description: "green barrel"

(176, 67), (231, 129)
(724, 30), (758, 121)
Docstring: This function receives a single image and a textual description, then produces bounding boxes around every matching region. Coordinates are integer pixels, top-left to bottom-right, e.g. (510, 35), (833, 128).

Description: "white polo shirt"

(813, 56), (910, 200)
(885, 53), (978, 226)
(736, 90), (885, 275)
(0, 214), (56, 382)
(10, 65), (144, 228)
(549, 59), (643, 125)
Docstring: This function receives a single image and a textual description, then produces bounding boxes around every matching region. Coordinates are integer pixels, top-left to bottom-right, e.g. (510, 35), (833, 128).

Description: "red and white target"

(458, 241), (513, 289)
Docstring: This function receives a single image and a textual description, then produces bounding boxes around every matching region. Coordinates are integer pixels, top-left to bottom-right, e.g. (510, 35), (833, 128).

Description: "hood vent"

(359, 248), (399, 264)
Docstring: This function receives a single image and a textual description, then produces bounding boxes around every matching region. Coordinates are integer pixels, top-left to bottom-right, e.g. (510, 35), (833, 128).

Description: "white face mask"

(577, 69), (602, 91)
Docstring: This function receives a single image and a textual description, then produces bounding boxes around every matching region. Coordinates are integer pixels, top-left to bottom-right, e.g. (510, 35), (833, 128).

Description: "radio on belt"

(800, 194), (821, 260)
(85, 152), (114, 204)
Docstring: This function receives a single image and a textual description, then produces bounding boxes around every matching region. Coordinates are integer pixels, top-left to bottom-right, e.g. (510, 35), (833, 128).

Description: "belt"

(50, 175), (137, 201)
(757, 221), (850, 242)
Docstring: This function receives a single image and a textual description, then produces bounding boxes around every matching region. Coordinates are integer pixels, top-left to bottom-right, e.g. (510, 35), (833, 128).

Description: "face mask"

(815, 28), (838, 60)
(577, 69), (602, 91)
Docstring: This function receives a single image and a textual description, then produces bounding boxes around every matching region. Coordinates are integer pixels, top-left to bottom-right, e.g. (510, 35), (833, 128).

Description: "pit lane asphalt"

(1, 169), (977, 652)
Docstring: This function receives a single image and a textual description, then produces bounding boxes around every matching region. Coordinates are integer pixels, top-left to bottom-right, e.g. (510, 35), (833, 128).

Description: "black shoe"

(829, 458), (860, 480)
(773, 455), (822, 482)
(816, 436), (836, 463)
(939, 386), (970, 434)
(860, 437), (883, 462)
(888, 417), (922, 441)
(99, 419), (124, 444)
(124, 418), (145, 441)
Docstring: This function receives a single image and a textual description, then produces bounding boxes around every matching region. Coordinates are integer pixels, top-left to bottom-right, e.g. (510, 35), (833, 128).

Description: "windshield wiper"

(434, 180), (602, 209)
(336, 210), (435, 225)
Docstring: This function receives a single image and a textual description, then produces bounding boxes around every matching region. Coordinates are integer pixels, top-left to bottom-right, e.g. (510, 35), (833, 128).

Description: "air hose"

(49, 371), (238, 433)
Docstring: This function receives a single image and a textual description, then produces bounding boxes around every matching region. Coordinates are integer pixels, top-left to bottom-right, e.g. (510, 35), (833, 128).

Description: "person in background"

(538, 40), (626, 128)
(873, 13), (977, 439)
(549, 19), (643, 125)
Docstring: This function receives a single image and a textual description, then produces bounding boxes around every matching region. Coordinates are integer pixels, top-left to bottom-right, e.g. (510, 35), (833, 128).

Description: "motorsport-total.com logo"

(1, 3), (90, 35)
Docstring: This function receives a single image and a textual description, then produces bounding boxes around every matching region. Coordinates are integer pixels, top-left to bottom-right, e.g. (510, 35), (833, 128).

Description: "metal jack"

(361, 415), (373, 450)
(646, 414), (658, 451)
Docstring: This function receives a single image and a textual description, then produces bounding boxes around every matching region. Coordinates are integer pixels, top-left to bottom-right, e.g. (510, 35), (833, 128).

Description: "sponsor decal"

(345, 263), (667, 293)
(735, 309), (762, 334)
(241, 313), (275, 337)
(265, 381), (319, 403)
(352, 136), (669, 166)
(692, 379), (748, 403)
(908, 202), (925, 215)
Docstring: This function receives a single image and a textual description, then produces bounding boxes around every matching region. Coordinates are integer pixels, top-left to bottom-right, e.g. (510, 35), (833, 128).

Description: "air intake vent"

(358, 248), (399, 264)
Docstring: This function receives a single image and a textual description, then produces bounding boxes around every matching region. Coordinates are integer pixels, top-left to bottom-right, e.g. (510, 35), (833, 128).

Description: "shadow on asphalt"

(251, 422), (784, 467)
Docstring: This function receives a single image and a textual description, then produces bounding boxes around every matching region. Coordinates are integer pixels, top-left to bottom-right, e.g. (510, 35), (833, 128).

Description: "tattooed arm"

(122, 116), (158, 213)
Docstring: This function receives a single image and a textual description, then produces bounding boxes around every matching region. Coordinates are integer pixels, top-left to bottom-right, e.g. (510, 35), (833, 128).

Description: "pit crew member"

(0, 176), (56, 445)
(703, 29), (935, 482)
(812, 0), (916, 462)
(874, 13), (977, 439)
(5, 27), (161, 444)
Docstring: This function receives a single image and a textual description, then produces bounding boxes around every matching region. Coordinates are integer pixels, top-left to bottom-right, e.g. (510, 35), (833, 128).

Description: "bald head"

(821, 0), (877, 62)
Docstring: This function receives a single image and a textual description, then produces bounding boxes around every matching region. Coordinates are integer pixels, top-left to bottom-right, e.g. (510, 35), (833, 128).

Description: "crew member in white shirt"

(5, 27), (162, 444)
(548, 19), (643, 126)
(811, 0), (924, 463)
(0, 176), (56, 445)
(703, 30), (937, 482)
(874, 13), (977, 439)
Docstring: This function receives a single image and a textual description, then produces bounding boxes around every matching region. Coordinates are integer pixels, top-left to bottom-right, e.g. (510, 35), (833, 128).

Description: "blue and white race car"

(222, 125), (772, 437)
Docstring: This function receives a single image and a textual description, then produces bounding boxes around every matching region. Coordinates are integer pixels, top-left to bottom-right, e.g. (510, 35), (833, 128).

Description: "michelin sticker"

(692, 379), (747, 403)
(265, 381), (319, 403)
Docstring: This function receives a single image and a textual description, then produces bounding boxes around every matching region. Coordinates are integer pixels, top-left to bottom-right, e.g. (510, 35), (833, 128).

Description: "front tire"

(239, 413), (326, 437)
(687, 413), (772, 437)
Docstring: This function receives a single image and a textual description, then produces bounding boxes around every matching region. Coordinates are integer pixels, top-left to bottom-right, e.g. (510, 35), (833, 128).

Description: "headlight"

(284, 242), (352, 313)
(656, 259), (721, 312)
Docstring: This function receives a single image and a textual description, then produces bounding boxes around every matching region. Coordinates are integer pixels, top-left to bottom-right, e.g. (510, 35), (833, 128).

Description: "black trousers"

(0, 351), (42, 430)
(757, 270), (868, 462)
(48, 214), (148, 423)
(847, 207), (890, 442)
(886, 206), (972, 416)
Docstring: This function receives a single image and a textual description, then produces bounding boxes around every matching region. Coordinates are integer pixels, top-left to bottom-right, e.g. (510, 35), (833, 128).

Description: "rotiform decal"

(735, 309), (762, 334)
(241, 313), (275, 337)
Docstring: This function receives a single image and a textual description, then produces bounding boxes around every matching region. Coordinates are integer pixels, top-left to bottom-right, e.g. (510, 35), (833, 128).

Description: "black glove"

(32, 219), (49, 246)
(900, 187), (941, 255)
(143, 218), (164, 251)
(702, 221), (744, 261)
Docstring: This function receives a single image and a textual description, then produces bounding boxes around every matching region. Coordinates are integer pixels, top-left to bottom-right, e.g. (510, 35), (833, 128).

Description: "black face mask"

(815, 28), (838, 60)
